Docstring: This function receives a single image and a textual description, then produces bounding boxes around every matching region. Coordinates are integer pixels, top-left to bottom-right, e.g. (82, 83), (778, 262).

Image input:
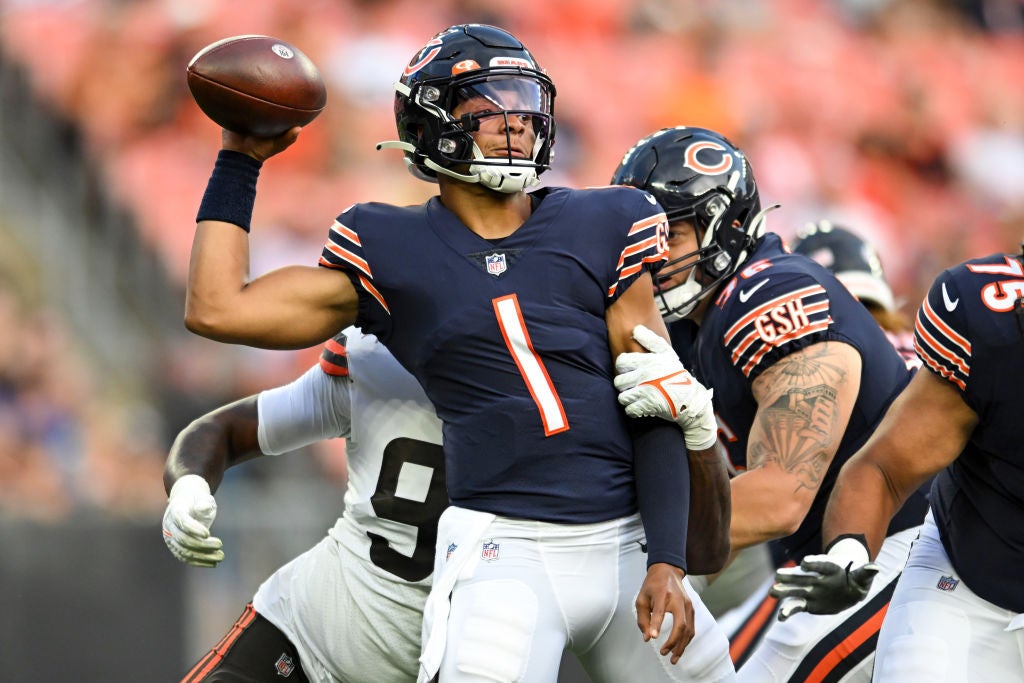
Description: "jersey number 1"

(493, 294), (570, 436)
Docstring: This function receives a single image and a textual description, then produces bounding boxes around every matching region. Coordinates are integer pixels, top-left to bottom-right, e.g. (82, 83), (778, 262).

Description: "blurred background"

(0, 0), (1021, 679)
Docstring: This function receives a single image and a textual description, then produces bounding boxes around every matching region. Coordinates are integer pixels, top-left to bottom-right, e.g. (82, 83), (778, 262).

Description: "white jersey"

(251, 327), (445, 683)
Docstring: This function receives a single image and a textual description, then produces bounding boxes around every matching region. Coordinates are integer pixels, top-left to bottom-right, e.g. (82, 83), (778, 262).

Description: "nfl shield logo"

(446, 542), (458, 562)
(485, 253), (507, 276)
(481, 540), (500, 561)
(274, 653), (295, 678)
(937, 575), (959, 592)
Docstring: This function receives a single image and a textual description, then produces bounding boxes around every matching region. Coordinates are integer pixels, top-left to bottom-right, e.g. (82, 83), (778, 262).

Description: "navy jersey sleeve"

(913, 268), (972, 393)
(717, 268), (834, 381)
(318, 203), (395, 340)
(603, 188), (669, 304)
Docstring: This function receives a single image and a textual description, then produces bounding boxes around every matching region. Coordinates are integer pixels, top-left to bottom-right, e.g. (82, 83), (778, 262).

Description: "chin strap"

(377, 139), (540, 193)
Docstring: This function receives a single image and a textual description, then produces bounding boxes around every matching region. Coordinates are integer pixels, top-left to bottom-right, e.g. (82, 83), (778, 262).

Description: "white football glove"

(770, 536), (879, 621)
(162, 474), (225, 568)
(614, 324), (718, 450)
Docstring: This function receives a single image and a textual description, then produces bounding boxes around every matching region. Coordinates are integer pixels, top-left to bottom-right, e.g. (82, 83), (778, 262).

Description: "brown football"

(186, 35), (327, 137)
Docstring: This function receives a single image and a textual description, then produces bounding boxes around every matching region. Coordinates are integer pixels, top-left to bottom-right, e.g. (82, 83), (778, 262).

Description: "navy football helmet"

(611, 126), (769, 321)
(792, 221), (895, 312)
(378, 24), (556, 193)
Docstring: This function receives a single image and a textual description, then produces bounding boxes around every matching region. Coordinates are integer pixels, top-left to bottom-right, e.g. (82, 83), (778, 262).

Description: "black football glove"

(769, 535), (879, 621)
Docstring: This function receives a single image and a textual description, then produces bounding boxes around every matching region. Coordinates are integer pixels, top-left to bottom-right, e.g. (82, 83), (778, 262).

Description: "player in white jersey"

(162, 328), (445, 682)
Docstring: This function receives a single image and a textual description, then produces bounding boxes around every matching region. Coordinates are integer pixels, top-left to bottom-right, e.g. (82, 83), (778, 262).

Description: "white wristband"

(826, 536), (870, 569)
(169, 473), (212, 501)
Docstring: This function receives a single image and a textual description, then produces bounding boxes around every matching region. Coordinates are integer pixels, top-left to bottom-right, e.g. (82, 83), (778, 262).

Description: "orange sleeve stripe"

(738, 320), (832, 376)
(914, 339), (967, 391)
(915, 309), (969, 378)
(323, 241), (371, 276)
(723, 285), (825, 344)
(319, 337), (349, 377)
(627, 212), (667, 236)
(359, 274), (390, 314)
(182, 603), (258, 682)
(727, 300), (830, 363)
(616, 235), (664, 269)
(331, 220), (361, 245)
(922, 296), (970, 353)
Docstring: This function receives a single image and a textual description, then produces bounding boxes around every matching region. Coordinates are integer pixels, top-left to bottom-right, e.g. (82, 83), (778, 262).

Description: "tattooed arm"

(728, 341), (862, 551)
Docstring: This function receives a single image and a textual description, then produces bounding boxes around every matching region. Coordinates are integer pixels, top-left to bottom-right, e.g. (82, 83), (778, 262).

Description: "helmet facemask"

(434, 74), (553, 192)
(654, 180), (771, 322)
(381, 25), (557, 194)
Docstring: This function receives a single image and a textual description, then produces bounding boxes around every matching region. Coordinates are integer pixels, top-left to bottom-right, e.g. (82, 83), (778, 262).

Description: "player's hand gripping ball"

(186, 35), (327, 138)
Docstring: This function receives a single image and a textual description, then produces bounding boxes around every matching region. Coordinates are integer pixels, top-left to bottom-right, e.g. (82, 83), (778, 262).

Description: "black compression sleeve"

(630, 417), (690, 571)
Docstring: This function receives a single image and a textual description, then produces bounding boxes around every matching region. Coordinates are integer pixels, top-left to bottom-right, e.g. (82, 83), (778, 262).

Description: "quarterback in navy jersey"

(319, 186), (672, 524)
(773, 247), (1024, 681)
(184, 24), (735, 683)
(611, 127), (927, 682)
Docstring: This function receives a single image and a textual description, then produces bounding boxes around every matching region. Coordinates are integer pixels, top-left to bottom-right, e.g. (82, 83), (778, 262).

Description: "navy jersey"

(318, 186), (669, 523)
(915, 252), (1024, 612)
(690, 233), (923, 561)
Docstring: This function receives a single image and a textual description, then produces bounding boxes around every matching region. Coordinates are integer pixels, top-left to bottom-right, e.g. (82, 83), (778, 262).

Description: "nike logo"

(738, 279), (769, 303)
(942, 282), (959, 311)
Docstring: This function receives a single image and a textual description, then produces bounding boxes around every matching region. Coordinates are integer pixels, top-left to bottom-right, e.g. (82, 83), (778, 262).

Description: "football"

(186, 35), (327, 137)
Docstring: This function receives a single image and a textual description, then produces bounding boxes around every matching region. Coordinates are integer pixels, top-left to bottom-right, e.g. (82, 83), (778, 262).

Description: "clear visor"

(452, 75), (551, 117)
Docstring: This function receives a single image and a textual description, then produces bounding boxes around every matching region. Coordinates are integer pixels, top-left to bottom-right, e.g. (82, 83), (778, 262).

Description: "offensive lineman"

(182, 25), (735, 683)
(771, 247), (1024, 681)
(610, 126), (928, 681)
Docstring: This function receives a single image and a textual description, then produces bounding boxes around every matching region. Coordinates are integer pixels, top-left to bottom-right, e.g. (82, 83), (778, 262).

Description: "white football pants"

(423, 507), (736, 683)
(873, 511), (1024, 682)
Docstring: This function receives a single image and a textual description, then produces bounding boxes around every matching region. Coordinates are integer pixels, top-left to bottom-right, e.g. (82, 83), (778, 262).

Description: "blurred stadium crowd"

(0, 0), (1022, 522)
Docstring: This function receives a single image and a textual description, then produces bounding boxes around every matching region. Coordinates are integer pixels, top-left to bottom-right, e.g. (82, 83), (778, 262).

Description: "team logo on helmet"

(403, 37), (444, 77)
(683, 141), (733, 175)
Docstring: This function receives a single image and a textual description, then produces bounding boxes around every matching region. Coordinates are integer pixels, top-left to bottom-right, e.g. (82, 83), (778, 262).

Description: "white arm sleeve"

(257, 363), (352, 455)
